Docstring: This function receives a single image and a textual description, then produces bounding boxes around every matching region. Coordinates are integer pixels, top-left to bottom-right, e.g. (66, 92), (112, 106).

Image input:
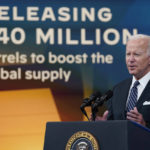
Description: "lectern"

(44, 120), (150, 150)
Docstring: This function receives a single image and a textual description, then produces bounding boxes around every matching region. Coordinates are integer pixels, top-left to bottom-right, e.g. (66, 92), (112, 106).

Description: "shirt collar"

(132, 71), (150, 88)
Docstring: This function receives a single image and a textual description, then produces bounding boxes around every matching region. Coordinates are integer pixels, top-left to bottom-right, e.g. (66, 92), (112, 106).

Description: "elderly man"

(95, 34), (150, 128)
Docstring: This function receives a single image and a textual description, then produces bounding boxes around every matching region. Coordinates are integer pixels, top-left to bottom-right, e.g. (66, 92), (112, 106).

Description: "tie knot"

(133, 80), (140, 87)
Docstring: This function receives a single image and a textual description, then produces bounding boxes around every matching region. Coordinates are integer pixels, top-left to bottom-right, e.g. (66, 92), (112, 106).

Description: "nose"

(128, 55), (135, 62)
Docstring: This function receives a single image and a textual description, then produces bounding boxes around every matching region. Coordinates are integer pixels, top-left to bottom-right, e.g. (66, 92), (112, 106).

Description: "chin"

(129, 71), (136, 76)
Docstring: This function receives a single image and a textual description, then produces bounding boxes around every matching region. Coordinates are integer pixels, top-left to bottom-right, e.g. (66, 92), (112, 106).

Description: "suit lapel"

(136, 80), (150, 110)
(119, 78), (132, 119)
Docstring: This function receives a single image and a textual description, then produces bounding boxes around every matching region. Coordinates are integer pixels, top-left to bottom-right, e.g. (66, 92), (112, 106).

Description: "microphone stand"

(92, 107), (98, 121)
(92, 100), (104, 121)
(80, 107), (90, 121)
(80, 98), (90, 121)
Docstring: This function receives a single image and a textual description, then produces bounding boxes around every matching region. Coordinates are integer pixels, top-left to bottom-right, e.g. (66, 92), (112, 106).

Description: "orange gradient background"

(0, 89), (66, 150)
(0, 88), (92, 150)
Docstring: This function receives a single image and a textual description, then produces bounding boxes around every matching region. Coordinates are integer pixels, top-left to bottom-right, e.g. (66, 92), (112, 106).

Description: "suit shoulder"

(113, 78), (132, 90)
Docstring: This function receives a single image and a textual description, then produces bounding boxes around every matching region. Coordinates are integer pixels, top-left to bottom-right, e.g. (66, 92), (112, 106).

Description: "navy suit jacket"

(107, 78), (150, 128)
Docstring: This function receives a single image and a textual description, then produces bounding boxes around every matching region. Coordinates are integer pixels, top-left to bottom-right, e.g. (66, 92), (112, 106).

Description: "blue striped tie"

(127, 81), (140, 112)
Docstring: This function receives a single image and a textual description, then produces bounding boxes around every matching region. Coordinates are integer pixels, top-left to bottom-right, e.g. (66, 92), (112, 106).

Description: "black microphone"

(80, 91), (101, 121)
(80, 91), (101, 109)
(92, 90), (113, 109)
(91, 90), (113, 121)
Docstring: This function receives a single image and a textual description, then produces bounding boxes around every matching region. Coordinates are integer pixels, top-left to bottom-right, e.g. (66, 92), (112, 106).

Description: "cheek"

(139, 60), (149, 68)
(148, 58), (150, 65)
(125, 57), (129, 64)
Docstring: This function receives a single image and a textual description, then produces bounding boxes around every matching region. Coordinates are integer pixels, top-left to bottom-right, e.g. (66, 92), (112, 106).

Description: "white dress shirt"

(127, 71), (150, 103)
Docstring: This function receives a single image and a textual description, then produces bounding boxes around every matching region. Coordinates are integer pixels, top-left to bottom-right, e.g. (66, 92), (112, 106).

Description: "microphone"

(92, 90), (113, 109)
(80, 91), (101, 109)
(91, 90), (113, 121)
(80, 91), (101, 121)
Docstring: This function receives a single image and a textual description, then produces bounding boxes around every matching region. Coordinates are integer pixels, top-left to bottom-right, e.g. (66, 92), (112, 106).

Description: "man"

(95, 34), (150, 128)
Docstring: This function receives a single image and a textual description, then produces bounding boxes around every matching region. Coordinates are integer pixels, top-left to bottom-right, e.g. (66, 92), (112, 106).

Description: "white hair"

(127, 34), (150, 56)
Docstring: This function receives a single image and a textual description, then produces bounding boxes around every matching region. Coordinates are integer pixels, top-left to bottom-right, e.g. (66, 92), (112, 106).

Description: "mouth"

(128, 65), (136, 70)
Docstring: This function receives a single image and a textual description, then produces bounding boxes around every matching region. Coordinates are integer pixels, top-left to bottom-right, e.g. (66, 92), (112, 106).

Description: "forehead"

(126, 38), (148, 51)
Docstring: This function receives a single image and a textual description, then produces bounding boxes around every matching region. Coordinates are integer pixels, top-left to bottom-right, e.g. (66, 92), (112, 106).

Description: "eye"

(134, 53), (140, 56)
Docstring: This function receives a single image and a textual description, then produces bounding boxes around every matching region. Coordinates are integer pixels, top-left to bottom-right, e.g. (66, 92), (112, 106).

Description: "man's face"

(126, 38), (150, 80)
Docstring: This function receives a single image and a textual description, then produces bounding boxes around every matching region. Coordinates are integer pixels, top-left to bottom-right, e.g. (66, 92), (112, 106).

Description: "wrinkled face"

(126, 38), (150, 80)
